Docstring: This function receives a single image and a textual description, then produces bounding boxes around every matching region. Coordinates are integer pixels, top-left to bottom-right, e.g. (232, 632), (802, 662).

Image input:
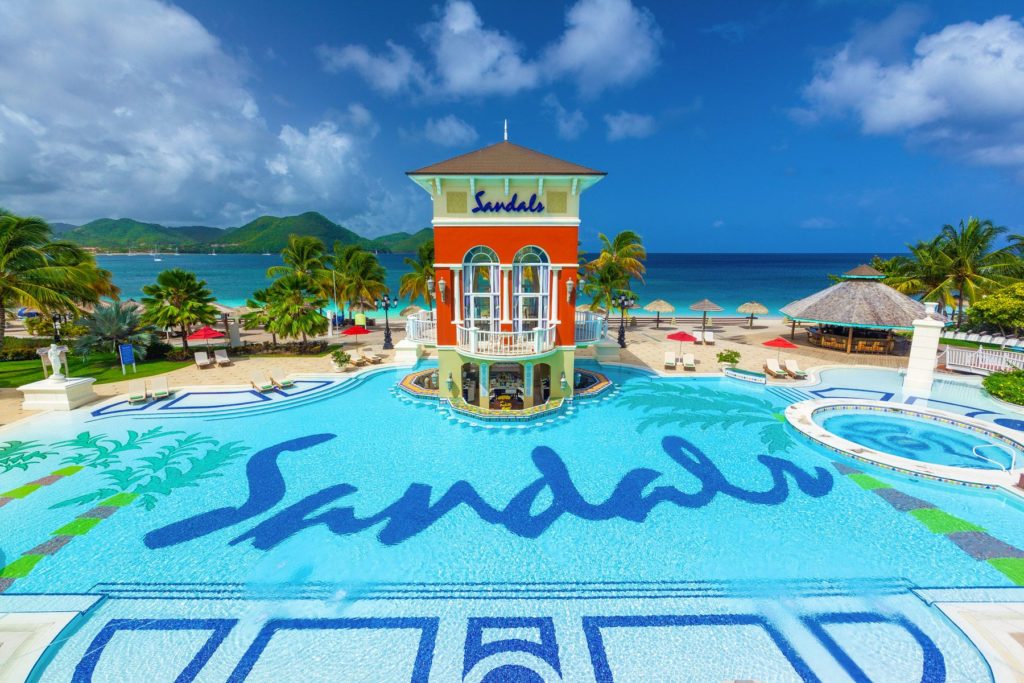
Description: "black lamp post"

(615, 293), (634, 348)
(51, 311), (64, 344)
(375, 294), (395, 350)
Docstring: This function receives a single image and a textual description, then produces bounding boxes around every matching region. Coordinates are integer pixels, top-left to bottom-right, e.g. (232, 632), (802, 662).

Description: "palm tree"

(0, 214), (116, 344)
(582, 262), (628, 320)
(140, 269), (218, 351)
(265, 275), (328, 342)
(336, 248), (387, 315)
(75, 301), (157, 360)
(587, 230), (647, 282)
(399, 241), (435, 310)
(267, 235), (329, 289)
(240, 288), (276, 346)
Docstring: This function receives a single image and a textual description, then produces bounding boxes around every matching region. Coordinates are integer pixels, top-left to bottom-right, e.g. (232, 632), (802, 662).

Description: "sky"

(1, 0), (1024, 252)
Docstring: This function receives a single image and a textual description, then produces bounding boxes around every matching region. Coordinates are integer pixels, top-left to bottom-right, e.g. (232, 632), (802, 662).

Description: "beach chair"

(965, 333), (981, 342)
(784, 359), (808, 379)
(352, 356), (369, 367)
(128, 379), (147, 404)
(361, 348), (383, 365)
(214, 348), (232, 366)
(362, 346), (386, 361)
(250, 370), (275, 393)
(664, 351), (676, 369)
(150, 376), (171, 400)
(682, 353), (696, 371)
(194, 351), (212, 368)
(692, 330), (705, 344)
(979, 335), (993, 344)
(703, 330), (715, 345)
(268, 368), (294, 388)
(764, 358), (788, 378)
(992, 336), (1007, 347)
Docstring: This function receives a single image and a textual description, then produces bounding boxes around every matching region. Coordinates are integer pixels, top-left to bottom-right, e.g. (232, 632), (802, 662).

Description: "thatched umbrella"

(689, 298), (723, 334)
(780, 264), (942, 353)
(399, 304), (424, 317)
(737, 301), (769, 328)
(643, 299), (675, 329)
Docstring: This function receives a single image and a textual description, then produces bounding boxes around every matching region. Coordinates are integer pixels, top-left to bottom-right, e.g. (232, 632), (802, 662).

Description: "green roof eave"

(784, 316), (922, 331)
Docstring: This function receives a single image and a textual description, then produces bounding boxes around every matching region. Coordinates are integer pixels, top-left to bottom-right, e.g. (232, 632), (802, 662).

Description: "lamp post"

(51, 311), (64, 344)
(615, 293), (634, 348)
(375, 294), (395, 350)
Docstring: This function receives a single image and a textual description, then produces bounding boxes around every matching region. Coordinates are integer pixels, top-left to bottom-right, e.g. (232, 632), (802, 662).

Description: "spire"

(503, 118), (508, 141)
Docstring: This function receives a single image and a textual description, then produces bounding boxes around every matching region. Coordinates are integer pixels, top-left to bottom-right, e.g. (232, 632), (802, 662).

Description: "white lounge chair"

(128, 379), (147, 404)
(360, 348), (383, 365)
(692, 330), (704, 344)
(966, 333), (981, 342)
(979, 335), (993, 344)
(764, 358), (788, 378)
(268, 368), (294, 388)
(703, 330), (715, 345)
(150, 376), (171, 400)
(664, 351), (677, 369)
(194, 351), (212, 368)
(992, 336), (1007, 346)
(214, 348), (232, 366)
(250, 370), (274, 393)
(784, 359), (807, 379)
(682, 353), (696, 371)
(362, 346), (386, 361)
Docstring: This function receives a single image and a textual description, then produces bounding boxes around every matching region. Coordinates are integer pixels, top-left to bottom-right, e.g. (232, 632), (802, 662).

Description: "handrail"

(972, 443), (1016, 471)
(457, 324), (556, 356)
(405, 310), (437, 344)
(574, 310), (607, 343)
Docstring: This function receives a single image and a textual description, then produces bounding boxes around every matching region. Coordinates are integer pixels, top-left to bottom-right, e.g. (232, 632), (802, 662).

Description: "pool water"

(1, 363), (1023, 681)
(817, 410), (1021, 470)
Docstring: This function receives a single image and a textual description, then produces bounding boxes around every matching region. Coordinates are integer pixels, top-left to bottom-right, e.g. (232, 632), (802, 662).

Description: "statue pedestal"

(394, 338), (423, 366)
(594, 338), (621, 363)
(18, 377), (98, 411)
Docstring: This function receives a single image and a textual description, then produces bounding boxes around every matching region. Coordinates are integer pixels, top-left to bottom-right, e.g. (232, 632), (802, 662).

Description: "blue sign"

(472, 190), (545, 214)
(118, 344), (135, 366)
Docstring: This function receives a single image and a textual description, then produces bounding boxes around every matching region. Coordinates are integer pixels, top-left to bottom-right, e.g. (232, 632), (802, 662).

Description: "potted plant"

(330, 349), (351, 372)
(716, 349), (741, 368)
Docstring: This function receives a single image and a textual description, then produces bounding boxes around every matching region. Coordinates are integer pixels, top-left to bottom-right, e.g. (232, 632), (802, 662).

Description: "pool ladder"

(972, 443), (1017, 471)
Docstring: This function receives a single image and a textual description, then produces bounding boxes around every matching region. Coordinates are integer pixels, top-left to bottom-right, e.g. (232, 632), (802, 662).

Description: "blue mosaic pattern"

(91, 380), (335, 417)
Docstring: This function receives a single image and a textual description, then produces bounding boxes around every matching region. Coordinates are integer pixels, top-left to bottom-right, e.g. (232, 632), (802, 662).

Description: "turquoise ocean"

(97, 252), (896, 317)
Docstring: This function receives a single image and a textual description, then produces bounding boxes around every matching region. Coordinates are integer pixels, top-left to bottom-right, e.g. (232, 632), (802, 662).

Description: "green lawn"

(941, 337), (1012, 351)
(0, 352), (189, 388)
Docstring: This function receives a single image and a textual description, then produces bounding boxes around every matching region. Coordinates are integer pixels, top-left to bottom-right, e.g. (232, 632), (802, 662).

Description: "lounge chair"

(362, 346), (386, 361)
(128, 379), (147, 404)
(764, 358), (788, 378)
(692, 330), (705, 344)
(214, 348), (232, 366)
(150, 376), (171, 400)
(784, 359), (808, 379)
(703, 331), (715, 345)
(268, 368), (294, 388)
(250, 370), (274, 393)
(966, 333), (981, 342)
(194, 351), (212, 368)
(979, 334), (993, 344)
(992, 336), (1007, 346)
(352, 356), (369, 367)
(361, 349), (383, 365)
(664, 351), (676, 369)
(682, 353), (696, 371)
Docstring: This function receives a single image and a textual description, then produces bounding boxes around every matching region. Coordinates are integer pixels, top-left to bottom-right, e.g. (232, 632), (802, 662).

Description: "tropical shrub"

(966, 283), (1024, 336)
(75, 301), (157, 360)
(716, 350), (741, 366)
(331, 350), (351, 366)
(983, 371), (1024, 406)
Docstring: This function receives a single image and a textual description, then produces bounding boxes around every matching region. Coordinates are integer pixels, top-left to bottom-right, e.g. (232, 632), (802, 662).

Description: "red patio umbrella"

(762, 336), (798, 360)
(342, 325), (370, 345)
(667, 330), (697, 354)
(187, 325), (225, 348)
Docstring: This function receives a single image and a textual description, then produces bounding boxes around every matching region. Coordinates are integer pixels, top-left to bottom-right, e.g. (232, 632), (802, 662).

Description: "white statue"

(47, 343), (65, 382)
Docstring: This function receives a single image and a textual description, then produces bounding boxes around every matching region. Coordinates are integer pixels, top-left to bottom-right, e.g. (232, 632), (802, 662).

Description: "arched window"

(512, 246), (549, 331)
(463, 246), (499, 331)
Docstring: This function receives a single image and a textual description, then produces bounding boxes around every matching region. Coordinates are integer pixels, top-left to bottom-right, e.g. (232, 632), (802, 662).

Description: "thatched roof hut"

(780, 265), (937, 330)
(643, 299), (674, 328)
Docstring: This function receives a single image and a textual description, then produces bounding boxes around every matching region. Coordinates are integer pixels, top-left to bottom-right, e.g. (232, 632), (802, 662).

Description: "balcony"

(457, 324), (556, 357)
(405, 310), (437, 344)
(575, 310), (607, 344)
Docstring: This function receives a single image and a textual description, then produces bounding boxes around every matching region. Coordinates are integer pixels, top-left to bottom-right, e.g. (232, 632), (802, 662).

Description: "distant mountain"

(56, 212), (432, 253)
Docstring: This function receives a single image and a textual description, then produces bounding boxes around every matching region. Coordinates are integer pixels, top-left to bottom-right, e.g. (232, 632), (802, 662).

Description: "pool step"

(768, 386), (814, 404)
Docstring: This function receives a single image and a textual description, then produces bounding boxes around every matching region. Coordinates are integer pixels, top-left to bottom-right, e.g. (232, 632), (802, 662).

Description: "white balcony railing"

(575, 310), (608, 344)
(405, 309), (437, 344)
(457, 324), (556, 357)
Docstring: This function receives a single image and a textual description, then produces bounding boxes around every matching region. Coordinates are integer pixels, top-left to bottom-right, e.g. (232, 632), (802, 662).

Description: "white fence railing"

(944, 346), (1024, 375)
(575, 310), (607, 343)
(405, 310), (437, 344)
(457, 324), (556, 357)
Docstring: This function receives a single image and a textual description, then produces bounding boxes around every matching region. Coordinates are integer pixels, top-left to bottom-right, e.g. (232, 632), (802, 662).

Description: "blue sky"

(1, 1), (1023, 251)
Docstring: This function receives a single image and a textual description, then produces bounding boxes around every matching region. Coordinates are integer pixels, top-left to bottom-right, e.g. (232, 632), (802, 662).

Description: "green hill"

(56, 212), (432, 253)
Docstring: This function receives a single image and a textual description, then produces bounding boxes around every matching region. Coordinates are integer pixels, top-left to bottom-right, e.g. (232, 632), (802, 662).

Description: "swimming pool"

(815, 409), (1021, 470)
(2, 363), (1023, 680)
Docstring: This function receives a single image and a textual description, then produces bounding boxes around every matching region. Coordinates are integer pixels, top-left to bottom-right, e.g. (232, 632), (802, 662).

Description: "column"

(500, 265), (512, 327)
(523, 363), (534, 408)
(478, 362), (489, 409)
(550, 267), (561, 325)
(901, 302), (945, 397)
(453, 267), (462, 326)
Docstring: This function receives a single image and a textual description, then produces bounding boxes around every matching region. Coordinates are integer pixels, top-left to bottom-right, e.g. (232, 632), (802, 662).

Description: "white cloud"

(604, 111), (656, 141)
(423, 115), (479, 146)
(543, 95), (588, 140)
(320, 0), (661, 99)
(544, 0), (661, 97)
(0, 0), (422, 230)
(797, 12), (1024, 178)
(800, 217), (838, 230)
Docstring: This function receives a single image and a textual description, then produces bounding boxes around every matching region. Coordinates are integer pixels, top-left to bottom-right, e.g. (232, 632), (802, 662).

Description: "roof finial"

(503, 118), (508, 142)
